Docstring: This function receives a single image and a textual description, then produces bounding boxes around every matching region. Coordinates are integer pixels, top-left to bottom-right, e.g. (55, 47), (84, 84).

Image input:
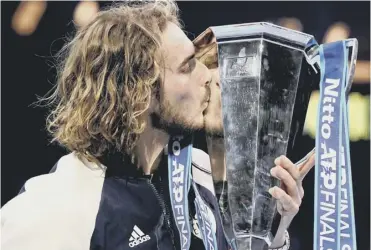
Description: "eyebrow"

(178, 51), (196, 69)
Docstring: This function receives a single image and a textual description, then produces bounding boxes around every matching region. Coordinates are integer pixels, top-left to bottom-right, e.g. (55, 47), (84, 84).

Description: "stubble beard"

(151, 98), (203, 136)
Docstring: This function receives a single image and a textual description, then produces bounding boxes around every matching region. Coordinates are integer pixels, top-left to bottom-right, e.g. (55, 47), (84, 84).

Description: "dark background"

(1, 1), (370, 249)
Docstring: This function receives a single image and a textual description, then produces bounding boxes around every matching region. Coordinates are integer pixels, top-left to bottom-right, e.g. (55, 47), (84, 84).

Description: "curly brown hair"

(43, 1), (181, 163)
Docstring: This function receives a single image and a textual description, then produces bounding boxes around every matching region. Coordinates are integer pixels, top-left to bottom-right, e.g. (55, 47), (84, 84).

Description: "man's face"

(193, 32), (224, 137)
(152, 22), (211, 134)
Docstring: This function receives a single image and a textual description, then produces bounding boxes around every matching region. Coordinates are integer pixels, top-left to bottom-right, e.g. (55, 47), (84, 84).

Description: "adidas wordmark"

(128, 225), (151, 248)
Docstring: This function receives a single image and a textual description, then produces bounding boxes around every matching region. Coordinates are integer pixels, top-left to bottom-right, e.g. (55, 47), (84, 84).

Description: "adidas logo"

(128, 225), (151, 248)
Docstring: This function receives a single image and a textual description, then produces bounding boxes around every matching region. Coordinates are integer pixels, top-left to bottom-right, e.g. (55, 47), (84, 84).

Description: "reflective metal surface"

(194, 22), (322, 249)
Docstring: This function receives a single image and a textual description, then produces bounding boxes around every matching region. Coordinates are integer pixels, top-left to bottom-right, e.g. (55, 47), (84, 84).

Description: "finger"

(275, 155), (300, 181)
(269, 186), (300, 212)
(299, 153), (316, 180)
(270, 166), (299, 200)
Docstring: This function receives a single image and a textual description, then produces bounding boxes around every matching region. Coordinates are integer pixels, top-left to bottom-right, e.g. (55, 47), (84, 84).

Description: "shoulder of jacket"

(1, 153), (105, 250)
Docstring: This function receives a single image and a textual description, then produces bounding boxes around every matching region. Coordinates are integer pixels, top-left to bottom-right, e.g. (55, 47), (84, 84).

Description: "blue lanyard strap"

(192, 180), (219, 250)
(168, 135), (220, 250)
(314, 40), (357, 250)
(168, 135), (193, 250)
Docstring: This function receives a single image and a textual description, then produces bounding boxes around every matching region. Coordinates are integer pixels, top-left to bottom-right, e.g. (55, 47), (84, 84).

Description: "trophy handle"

(295, 38), (358, 168)
(345, 38), (358, 94)
(295, 148), (315, 167)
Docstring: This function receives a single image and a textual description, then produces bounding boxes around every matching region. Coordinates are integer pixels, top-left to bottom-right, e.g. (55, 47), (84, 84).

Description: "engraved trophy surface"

(194, 23), (319, 249)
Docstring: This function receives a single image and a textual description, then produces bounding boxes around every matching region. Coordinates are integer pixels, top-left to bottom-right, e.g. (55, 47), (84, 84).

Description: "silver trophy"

(194, 22), (358, 250)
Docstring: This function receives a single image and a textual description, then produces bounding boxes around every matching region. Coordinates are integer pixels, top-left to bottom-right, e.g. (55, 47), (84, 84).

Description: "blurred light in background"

(277, 17), (303, 32)
(323, 22), (350, 43)
(304, 91), (370, 141)
(73, 1), (99, 27)
(11, 1), (47, 36)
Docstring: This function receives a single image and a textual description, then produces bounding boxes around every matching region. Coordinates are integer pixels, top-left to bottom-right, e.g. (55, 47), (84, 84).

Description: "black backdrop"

(1, 1), (370, 249)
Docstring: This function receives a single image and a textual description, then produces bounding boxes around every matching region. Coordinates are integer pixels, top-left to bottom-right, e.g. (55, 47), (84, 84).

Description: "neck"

(134, 121), (169, 175)
(206, 135), (226, 182)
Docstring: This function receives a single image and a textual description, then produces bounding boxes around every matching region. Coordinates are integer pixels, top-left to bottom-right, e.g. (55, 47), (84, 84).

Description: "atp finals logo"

(318, 77), (338, 248)
(170, 136), (191, 250)
(224, 47), (259, 78)
(318, 77), (350, 250)
(195, 194), (217, 250)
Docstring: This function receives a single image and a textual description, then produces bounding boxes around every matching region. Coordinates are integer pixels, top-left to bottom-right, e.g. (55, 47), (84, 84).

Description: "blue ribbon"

(168, 135), (219, 250)
(168, 135), (192, 250)
(338, 54), (357, 250)
(314, 41), (357, 250)
(193, 181), (219, 250)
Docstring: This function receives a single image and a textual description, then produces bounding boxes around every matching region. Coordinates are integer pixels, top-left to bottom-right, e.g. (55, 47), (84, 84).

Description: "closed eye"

(180, 57), (196, 73)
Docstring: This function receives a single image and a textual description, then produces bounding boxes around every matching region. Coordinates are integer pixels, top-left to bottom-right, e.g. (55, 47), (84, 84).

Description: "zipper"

(158, 175), (177, 245)
(147, 178), (177, 250)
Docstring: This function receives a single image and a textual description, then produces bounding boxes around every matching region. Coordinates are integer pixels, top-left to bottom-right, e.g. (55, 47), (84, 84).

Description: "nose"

(215, 77), (220, 87)
(210, 68), (220, 88)
(198, 60), (212, 87)
(206, 75), (212, 87)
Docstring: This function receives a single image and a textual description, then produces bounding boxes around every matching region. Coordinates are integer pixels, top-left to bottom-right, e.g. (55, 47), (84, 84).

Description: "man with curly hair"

(1, 1), (221, 250)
